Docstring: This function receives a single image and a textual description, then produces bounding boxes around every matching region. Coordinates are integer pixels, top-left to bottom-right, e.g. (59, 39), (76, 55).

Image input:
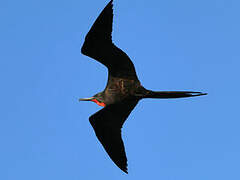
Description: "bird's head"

(79, 92), (106, 107)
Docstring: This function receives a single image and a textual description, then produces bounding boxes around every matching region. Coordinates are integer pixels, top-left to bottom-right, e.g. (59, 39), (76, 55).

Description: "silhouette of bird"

(79, 0), (206, 174)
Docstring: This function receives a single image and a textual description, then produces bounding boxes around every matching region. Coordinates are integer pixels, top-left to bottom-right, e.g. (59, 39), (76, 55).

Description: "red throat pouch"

(91, 99), (106, 107)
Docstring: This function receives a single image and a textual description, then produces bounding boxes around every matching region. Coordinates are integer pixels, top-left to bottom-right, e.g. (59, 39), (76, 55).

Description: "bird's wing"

(81, 0), (138, 79)
(89, 99), (138, 173)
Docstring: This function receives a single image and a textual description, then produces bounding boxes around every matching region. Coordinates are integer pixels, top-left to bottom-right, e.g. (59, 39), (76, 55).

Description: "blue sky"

(1, 0), (240, 179)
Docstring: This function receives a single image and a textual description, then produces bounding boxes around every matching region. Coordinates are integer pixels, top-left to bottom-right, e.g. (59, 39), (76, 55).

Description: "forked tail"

(144, 90), (207, 99)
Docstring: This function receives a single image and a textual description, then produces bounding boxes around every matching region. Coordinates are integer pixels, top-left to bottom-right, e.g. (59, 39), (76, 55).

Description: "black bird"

(80, 0), (206, 174)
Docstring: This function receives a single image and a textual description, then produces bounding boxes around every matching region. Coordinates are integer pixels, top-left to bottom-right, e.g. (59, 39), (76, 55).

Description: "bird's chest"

(104, 78), (139, 104)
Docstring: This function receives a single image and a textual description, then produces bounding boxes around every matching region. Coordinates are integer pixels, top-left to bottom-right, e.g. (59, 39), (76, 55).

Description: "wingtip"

(115, 161), (128, 174)
(108, 0), (113, 7)
(120, 161), (128, 174)
(121, 167), (128, 174)
(110, 0), (114, 9)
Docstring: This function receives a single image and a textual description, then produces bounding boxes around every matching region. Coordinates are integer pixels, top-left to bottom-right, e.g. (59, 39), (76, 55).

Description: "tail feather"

(144, 91), (207, 99)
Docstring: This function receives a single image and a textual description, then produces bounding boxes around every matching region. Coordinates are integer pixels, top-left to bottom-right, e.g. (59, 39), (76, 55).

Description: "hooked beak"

(79, 97), (94, 101)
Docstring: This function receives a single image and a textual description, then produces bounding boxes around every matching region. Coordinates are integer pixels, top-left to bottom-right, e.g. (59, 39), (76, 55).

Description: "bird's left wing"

(89, 100), (138, 173)
(81, 0), (138, 80)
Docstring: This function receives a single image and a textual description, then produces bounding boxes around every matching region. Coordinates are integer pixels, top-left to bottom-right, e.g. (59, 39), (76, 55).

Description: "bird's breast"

(104, 77), (141, 104)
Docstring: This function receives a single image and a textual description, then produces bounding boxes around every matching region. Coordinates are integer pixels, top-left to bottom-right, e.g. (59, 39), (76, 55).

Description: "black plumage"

(80, 0), (206, 173)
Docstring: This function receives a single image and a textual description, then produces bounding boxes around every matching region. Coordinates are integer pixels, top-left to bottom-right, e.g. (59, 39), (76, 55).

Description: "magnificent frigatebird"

(80, 0), (206, 174)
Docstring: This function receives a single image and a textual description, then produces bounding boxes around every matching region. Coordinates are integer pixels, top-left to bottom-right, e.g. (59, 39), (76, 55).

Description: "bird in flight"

(80, 0), (206, 174)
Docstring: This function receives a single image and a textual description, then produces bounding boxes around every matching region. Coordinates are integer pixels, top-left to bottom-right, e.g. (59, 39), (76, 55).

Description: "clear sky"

(1, 0), (240, 179)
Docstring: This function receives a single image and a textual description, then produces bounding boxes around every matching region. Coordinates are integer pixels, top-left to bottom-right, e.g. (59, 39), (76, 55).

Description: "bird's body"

(80, 0), (206, 174)
(101, 76), (142, 105)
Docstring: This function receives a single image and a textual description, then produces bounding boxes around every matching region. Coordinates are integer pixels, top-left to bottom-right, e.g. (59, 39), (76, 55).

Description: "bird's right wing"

(81, 0), (138, 79)
(89, 100), (138, 173)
